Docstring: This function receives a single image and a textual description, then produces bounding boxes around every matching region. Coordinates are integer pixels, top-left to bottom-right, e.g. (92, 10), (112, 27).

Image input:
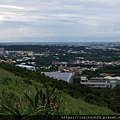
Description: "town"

(0, 43), (120, 89)
(1, 42), (120, 116)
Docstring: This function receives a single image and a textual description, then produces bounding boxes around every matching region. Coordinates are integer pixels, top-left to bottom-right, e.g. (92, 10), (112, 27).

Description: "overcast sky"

(0, 0), (120, 42)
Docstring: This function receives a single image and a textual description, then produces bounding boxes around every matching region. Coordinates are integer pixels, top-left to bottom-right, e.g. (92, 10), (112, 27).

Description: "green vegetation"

(1, 45), (120, 63)
(0, 63), (119, 115)
(82, 65), (120, 78)
(1, 85), (60, 116)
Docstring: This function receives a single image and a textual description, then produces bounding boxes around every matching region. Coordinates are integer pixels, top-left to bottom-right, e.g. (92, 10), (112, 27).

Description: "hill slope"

(0, 68), (117, 115)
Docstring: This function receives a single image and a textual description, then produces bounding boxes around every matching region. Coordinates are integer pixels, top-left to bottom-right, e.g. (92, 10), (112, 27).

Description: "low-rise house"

(44, 72), (74, 83)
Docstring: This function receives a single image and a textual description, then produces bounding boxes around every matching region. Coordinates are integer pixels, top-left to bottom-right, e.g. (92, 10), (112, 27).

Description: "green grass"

(0, 68), (118, 115)
(0, 68), (39, 97)
(59, 93), (117, 115)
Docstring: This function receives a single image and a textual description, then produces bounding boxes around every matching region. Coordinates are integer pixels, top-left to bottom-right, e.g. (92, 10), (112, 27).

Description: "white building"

(80, 77), (116, 89)
(16, 64), (36, 70)
(104, 76), (120, 84)
(81, 77), (88, 82)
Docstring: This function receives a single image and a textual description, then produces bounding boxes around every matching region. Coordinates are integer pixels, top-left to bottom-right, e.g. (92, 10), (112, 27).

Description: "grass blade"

(1, 104), (17, 115)
(24, 92), (34, 108)
(35, 92), (39, 108)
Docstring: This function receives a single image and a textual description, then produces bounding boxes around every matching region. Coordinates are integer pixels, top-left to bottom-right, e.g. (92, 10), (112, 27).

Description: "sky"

(0, 0), (120, 42)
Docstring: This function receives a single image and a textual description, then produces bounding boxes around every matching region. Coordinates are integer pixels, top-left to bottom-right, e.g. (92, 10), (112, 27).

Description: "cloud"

(0, 5), (24, 10)
(88, 0), (120, 6)
(0, 0), (120, 42)
(0, 16), (5, 21)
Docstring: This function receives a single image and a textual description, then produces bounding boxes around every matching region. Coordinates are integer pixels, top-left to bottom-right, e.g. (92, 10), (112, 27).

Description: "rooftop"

(44, 72), (73, 83)
(16, 64), (35, 69)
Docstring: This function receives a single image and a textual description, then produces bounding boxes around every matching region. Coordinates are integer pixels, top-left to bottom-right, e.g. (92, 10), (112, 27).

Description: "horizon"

(0, 41), (120, 47)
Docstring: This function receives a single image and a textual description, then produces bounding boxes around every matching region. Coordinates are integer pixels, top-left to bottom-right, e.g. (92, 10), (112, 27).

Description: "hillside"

(0, 67), (117, 115)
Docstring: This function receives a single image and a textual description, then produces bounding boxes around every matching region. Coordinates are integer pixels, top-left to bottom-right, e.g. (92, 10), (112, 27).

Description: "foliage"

(1, 85), (60, 117)
(0, 63), (119, 115)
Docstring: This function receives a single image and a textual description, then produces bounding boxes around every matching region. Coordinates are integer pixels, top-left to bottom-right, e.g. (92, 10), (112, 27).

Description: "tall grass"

(1, 85), (60, 119)
(0, 68), (118, 116)
(1, 86), (60, 115)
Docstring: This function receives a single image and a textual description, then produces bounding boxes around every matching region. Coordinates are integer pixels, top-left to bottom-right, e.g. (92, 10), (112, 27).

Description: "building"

(104, 76), (120, 84)
(27, 51), (34, 56)
(44, 72), (74, 83)
(58, 62), (68, 72)
(16, 64), (36, 70)
(80, 77), (116, 89)
(81, 77), (88, 82)
(0, 48), (4, 53)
